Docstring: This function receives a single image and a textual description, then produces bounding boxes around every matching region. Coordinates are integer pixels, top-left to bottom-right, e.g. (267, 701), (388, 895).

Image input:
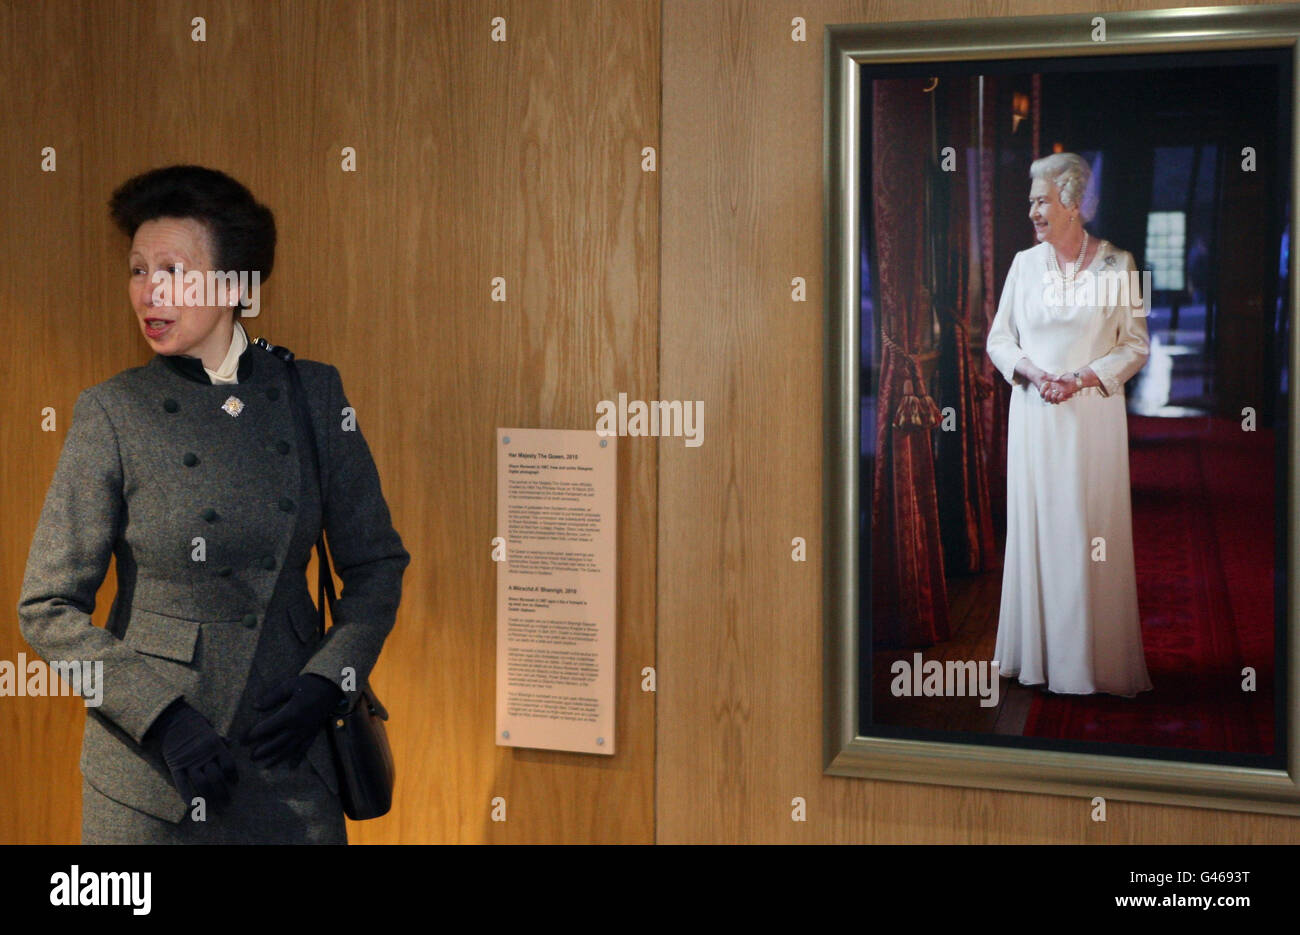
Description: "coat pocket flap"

(290, 598), (321, 644)
(124, 610), (201, 664)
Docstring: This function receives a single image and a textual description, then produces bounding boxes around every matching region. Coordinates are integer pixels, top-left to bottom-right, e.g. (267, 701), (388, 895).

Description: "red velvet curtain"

(870, 76), (1005, 647)
(937, 270), (998, 574)
(978, 75), (1013, 541)
(870, 78), (950, 648)
(935, 78), (997, 576)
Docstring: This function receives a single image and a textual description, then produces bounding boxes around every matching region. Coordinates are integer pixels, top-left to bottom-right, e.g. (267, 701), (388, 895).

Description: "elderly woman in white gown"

(986, 152), (1153, 697)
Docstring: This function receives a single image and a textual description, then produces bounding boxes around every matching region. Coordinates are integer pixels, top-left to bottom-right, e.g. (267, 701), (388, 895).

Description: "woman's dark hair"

(108, 165), (276, 298)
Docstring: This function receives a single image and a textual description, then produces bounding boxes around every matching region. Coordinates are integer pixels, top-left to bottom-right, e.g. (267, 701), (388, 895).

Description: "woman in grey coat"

(17, 165), (410, 843)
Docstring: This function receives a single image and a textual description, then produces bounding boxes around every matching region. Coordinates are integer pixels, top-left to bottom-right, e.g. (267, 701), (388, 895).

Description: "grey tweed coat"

(17, 342), (409, 842)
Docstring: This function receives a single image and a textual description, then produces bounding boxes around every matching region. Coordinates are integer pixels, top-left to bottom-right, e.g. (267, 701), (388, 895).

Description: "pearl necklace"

(1048, 230), (1089, 282)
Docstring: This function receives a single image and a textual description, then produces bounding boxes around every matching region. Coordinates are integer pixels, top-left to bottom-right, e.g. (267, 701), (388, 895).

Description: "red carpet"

(1022, 414), (1276, 754)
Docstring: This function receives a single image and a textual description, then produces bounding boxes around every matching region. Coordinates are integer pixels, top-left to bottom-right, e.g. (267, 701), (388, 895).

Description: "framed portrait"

(823, 3), (1300, 814)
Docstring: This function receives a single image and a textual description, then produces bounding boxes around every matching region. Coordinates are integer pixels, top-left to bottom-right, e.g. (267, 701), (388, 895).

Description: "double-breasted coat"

(17, 340), (410, 843)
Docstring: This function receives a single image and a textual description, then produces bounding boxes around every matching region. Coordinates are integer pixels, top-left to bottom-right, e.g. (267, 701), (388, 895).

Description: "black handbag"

(254, 337), (396, 820)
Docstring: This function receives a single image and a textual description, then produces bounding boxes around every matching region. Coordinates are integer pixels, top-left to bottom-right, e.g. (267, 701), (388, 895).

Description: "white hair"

(1029, 152), (1093, 220)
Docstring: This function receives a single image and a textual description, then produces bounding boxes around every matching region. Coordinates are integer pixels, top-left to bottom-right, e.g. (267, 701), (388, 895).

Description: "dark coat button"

(275, 440), (291, 455)
(279, 497), (295, 512)
(202, 508), (217, 522)
(261, 556), (276, 570)
(183, 452), (199, 467)
(217, 566), (233, 577)
(267, 387), (280, 401)
(163, 398), (179, 413)
(242, 613), (258, 628)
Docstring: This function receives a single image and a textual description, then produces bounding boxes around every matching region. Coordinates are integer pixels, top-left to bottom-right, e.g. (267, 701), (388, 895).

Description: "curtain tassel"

(894, 378), (942, 431)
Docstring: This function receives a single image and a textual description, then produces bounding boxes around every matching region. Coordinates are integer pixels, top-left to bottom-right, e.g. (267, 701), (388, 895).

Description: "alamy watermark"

(0, 654), (103, 706)
(890, 653), (1000, 708)
(50, 865), (150, 915)
(1039, 268), (1151, 314)
(595, 393), (703, 447)
(150, 262), (261, 316)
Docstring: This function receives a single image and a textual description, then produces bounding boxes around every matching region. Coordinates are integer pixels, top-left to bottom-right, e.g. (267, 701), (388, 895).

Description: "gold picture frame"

(824, 3), (1300, 814)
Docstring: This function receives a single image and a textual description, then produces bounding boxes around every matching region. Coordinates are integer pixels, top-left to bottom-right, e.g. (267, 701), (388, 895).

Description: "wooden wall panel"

(9, 0), (1294, 848)
(657, 0), (1300, 843)
(0, 0), (657, 844)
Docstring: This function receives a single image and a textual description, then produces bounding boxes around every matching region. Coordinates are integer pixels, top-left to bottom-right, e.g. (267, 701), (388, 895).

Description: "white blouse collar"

(206, 319), (248, 385)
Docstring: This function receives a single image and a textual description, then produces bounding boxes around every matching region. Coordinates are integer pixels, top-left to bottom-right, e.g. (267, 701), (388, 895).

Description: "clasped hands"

(1032, 371), (1080, 405)
(149, 674), (344, 813)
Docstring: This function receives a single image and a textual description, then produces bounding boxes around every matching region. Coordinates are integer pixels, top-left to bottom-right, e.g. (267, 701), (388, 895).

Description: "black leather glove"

(147, 699), (238, 812)
(242, 674), (345, 769)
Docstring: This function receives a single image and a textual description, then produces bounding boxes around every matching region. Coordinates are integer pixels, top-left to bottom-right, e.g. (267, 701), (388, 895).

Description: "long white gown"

(986, 239), (1153, 697)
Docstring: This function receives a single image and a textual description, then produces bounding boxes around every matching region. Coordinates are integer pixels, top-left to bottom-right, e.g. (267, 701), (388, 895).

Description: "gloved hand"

(242, 674), (345, 769)
(148, 699), (238, 812)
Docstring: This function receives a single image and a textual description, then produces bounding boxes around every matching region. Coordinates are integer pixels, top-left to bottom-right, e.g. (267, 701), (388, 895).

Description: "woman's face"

(1028, 178), (1074, 246)
(128, 217), (234, 366)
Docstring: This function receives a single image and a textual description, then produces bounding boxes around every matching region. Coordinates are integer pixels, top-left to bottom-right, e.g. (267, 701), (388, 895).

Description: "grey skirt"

(82, 646), (347, 845)
(81, 765), (347, 845)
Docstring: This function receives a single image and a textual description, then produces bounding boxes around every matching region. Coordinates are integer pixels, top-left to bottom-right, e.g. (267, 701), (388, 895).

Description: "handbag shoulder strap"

(253, 338), (338, 637)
